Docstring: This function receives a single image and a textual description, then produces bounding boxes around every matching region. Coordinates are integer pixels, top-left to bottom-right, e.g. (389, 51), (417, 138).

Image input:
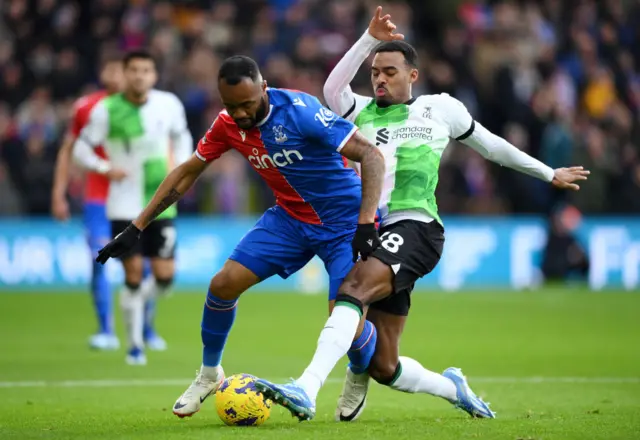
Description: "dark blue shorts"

(83, 202), (110, 258)
(229, 206), (356, 301)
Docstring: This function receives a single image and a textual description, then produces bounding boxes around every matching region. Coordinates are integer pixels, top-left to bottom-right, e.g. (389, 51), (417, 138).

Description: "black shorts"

(111, 219), (177, 260)
(369, 220), (444, 316)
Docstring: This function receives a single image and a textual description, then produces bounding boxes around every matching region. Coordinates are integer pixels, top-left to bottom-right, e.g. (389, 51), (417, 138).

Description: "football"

(215, 374), (272, 426)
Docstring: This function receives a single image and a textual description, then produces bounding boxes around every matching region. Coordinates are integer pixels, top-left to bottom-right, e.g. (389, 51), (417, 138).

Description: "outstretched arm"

(133, 154), (208, 230)
(462, 122), (555, 182)
(323, 32), (378, 117)
(339, 131), (385, 224)
(323, 6), (403, 119)
(462, 124), (589, 189)
(440, 94), (590, 189)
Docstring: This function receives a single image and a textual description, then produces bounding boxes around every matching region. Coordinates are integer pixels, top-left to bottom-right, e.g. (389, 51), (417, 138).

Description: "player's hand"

(106, 168), (128, 181)
(551, 166), (590, 191)
(368, 6), (405, 41)
(96, 223), (141, 264)
(51, 194), (70, 221)
(352, 223), (381, 262)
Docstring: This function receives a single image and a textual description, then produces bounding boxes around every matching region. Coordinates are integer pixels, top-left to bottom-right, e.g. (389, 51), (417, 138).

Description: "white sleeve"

(72, 103), (111, 174)
(169, 95), (193, 166)
(436, 93), (476, 140)
(78, 102), (109, 147)
(323, 31), (377, 121)
(462, 122), (555, 182)
(435, 93), (554, 182)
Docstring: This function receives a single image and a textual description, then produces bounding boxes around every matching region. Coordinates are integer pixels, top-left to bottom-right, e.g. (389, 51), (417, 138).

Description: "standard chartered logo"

(376, 128), (389, 146)
(376, 126), (435, 145)
(391, 126), (433, 141)
(248, 147), (303, 169)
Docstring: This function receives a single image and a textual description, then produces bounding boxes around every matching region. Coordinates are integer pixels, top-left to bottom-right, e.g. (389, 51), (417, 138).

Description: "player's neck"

(377, 95), (414, 108)
(123, 90), (149, 106)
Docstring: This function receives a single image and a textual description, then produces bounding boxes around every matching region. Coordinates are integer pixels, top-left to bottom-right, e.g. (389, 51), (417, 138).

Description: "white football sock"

(390, 356), (457, 402)
(140, 276), (172, 300)
(296, 305), (361, 402)
(119, 284), (144, 350)
(140, 276), (156, 300)
(200, 364), (223, 381)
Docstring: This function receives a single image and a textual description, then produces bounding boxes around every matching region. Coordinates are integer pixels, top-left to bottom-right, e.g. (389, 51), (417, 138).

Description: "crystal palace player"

(94, 55), (385, 416)
(51, 55), (165, 352)
(255, 7), (590, 422)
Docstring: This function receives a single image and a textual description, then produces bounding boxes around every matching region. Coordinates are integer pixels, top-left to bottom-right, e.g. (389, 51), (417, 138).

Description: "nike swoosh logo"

(200, 389), (214, 403)
(173, 402), (187, 410)
(339, 392), (367, 422)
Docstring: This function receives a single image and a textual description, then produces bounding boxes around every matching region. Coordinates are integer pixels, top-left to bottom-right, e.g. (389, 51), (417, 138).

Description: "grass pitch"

(0, 289), (639, 439)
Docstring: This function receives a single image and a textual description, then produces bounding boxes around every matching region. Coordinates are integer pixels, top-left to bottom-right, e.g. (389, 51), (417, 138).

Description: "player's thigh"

(121, 255), (144, 283)
(367, 308), (407, 382)
(149, 257), (174, 280)
(338, 257), (395, 306)
(111, 220), (144, 283)
(229, 207), (314, 285)
(369, 220), (444, 315)
(84, 203), (110, 258)
(209, 259), (262, 301)
(313, 226), (356, 303)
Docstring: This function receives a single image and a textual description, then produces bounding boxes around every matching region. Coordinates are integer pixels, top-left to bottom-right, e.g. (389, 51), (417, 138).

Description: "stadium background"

(1, 0), (639, 291)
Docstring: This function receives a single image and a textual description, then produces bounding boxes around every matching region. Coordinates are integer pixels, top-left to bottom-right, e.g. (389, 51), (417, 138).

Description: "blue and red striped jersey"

(196, 88), (362, 226)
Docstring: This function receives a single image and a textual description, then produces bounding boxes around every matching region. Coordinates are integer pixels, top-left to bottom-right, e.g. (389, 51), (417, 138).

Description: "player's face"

(371, 52), (418, 106)
(100, 61), (124, 94)
(219, 78), (268, 130)
(124, 58), (157, 97)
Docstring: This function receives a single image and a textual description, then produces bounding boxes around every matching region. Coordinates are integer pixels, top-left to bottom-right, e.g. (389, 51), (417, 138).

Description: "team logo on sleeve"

(273, 125), (288, 144)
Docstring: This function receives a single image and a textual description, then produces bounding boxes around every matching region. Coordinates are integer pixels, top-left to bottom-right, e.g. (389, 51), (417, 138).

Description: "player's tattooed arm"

(133, 154), (209, 230)
(340, 131), (385, 224)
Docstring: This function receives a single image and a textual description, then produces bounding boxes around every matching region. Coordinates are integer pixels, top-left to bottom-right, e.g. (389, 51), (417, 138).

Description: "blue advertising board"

(0, 216), (638, 292)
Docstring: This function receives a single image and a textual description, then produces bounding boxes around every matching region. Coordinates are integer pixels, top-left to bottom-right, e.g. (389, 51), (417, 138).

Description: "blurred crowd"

(0, 0), (639, 216)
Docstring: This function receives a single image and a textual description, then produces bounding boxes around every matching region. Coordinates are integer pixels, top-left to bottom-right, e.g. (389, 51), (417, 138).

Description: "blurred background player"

(255, 7), (590, 421)
(72, 50), (193, 365)
(93, 55), (385, 416)
(51, 54), (167, 352)
(51, 55), (124, 350)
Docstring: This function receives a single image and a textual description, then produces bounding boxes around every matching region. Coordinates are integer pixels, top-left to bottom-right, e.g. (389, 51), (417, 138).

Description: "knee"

(155, 277), (174, 289)
(123, 258), (144, 285)
(338, 264), (389, 306)
(209, 270), (244, 301)
(124, 272), (143, 285)
(369, 355), (400, 385)
(338, 275), (368, 304)
(124, 279), (141, 291)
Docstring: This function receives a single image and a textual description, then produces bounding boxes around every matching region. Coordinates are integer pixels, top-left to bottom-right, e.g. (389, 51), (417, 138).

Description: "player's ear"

(410, 68), (419, 84)
(262, 80), (267, 92)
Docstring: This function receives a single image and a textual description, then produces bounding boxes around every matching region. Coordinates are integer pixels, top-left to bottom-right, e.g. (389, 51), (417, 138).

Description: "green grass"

(0, 290), (639, 439)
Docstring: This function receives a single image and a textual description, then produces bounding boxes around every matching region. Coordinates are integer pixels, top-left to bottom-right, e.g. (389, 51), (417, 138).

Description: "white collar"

(256, 104), (273, 127)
